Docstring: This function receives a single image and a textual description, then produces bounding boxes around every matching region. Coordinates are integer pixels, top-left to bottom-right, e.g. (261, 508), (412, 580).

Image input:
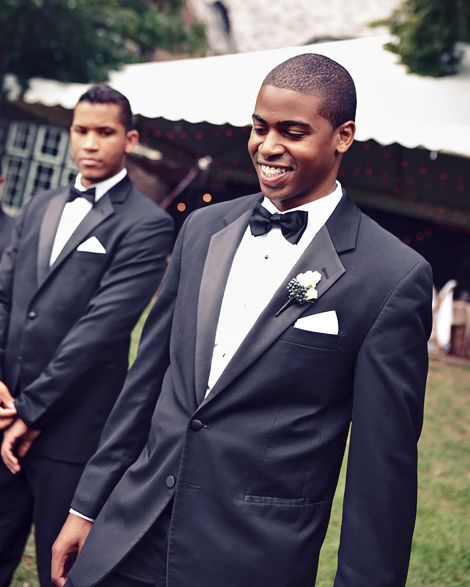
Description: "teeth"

(261, 165), (289, 178)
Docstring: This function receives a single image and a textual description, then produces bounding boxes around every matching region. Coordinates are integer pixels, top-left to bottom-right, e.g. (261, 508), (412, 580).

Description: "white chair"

(429, 279), (457, 355)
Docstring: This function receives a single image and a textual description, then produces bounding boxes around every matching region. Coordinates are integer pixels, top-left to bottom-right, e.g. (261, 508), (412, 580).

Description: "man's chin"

(259, 188), (291, 208)
(80, 173), (107, 185)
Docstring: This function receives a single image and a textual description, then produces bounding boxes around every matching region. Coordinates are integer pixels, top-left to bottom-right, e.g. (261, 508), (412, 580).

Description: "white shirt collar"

(261, 181), (343, 244)
(74, 168), (128, 202)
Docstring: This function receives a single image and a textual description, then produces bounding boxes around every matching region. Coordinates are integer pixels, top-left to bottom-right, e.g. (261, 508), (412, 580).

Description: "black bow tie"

(249, 202), (308, 245)
(68, 186), (96, 205)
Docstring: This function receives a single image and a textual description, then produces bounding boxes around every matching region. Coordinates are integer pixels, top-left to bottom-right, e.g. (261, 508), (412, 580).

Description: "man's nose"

(83, 132), (98, 149)
(258, 132), (284, 157)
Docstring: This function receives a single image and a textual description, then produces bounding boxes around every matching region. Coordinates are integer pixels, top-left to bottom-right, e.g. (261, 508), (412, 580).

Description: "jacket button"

(166, 475), (175, 488)
(28, 311), (37, 319)
(190, 419), (203, 431)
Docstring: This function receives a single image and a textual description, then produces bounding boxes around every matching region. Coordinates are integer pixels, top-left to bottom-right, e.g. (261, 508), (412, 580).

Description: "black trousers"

(0, 452), (85, 587)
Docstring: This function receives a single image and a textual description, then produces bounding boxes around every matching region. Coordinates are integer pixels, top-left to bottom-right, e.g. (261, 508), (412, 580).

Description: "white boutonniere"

(276, 270), (322, 316)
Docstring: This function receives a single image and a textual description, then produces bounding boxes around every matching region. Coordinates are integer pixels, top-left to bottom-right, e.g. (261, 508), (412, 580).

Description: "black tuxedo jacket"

(68, 191), (432, 586)
(0, 176), (173, 463)
(0, 208), (15, 260)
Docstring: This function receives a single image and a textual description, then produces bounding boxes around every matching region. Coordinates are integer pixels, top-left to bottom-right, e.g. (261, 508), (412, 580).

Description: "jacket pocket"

(244, 495), (323, 506)
(279, 327), (346, 351)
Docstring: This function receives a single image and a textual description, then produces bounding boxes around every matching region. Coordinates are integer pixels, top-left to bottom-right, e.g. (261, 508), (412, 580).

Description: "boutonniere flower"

(276, 270), (322, 316)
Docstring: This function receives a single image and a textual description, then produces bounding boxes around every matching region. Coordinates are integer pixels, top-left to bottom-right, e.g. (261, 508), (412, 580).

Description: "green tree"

(373, 0), (470, 76)
(0, 0), (205, 95)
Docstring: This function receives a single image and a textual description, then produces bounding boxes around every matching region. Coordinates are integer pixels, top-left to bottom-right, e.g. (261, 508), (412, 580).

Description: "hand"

(0, 381), (17, 428)
(51, 513), (94, 586)
(1, 418), (41, 473)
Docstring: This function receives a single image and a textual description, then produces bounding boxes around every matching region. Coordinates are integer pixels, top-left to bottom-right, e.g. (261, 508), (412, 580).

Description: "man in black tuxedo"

(52, 55), (432, 587)
(0, 157), (15, 259)
(0, 85), (173, 586)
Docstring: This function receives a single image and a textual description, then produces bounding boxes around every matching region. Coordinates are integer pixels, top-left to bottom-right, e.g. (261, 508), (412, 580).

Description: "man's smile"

(256, 161), (293, 188)
(260, 164), (291, 178)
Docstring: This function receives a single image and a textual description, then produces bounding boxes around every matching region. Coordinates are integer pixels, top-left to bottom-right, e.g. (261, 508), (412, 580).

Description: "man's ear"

(125, 129), (140, 154)
(336, 121), (356, 154)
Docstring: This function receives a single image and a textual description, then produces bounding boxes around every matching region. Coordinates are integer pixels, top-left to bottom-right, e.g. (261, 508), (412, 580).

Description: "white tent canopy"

(11, 35), (470, 157)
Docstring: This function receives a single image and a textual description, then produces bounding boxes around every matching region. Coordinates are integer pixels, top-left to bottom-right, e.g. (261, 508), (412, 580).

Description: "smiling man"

(52, 55), (432, 587)
(249, 84), (352, 208)
(0, 85), (173, 586)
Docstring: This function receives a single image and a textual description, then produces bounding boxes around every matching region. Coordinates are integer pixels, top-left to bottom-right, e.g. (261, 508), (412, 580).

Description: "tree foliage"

(373, 0), (470, 77)
(0, 0), (205, 94)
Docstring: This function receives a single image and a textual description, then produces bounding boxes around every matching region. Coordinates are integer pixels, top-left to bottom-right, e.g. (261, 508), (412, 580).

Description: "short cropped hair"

(77, 84), (134, 132)
(263, 53), (356, 130)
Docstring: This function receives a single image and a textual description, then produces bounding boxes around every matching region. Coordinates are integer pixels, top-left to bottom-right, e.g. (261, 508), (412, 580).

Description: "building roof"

(189, 0), (401, 53)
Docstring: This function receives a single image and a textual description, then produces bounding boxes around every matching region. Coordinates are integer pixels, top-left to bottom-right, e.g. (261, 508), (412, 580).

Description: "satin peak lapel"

(199, 224), (345, 406)
(37, 189), (69, 286)
(274, 226), (344, 317)
(40, 193), (114, 287)
(194, 208), (253, 402)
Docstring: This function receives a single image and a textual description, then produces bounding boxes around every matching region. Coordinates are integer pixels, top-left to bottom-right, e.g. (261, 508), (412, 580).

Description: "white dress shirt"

(49, 168), (127, 266)
(206, 182), (343, 395)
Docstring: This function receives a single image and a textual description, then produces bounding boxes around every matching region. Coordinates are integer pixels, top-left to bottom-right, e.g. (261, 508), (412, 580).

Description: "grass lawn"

(12, 341), (470, 586)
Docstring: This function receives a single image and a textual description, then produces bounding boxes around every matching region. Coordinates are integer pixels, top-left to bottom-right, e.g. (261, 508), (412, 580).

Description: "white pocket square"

(294, 310), (339, 335)
(77, 236), (106, 254)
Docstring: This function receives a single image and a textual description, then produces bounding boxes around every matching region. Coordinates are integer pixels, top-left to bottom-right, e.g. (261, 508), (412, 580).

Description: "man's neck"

(75, 168), (127, 202)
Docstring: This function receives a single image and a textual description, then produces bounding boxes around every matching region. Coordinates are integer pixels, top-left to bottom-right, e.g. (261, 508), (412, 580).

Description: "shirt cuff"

(69, 508), (95, 523)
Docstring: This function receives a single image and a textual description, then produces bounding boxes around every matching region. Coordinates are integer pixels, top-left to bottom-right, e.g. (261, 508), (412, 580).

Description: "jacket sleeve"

(70, 215), (188, 519)
(334, 259), (433, 587)
(0, 203), (30, 380)
(14, 210), (174, 429)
